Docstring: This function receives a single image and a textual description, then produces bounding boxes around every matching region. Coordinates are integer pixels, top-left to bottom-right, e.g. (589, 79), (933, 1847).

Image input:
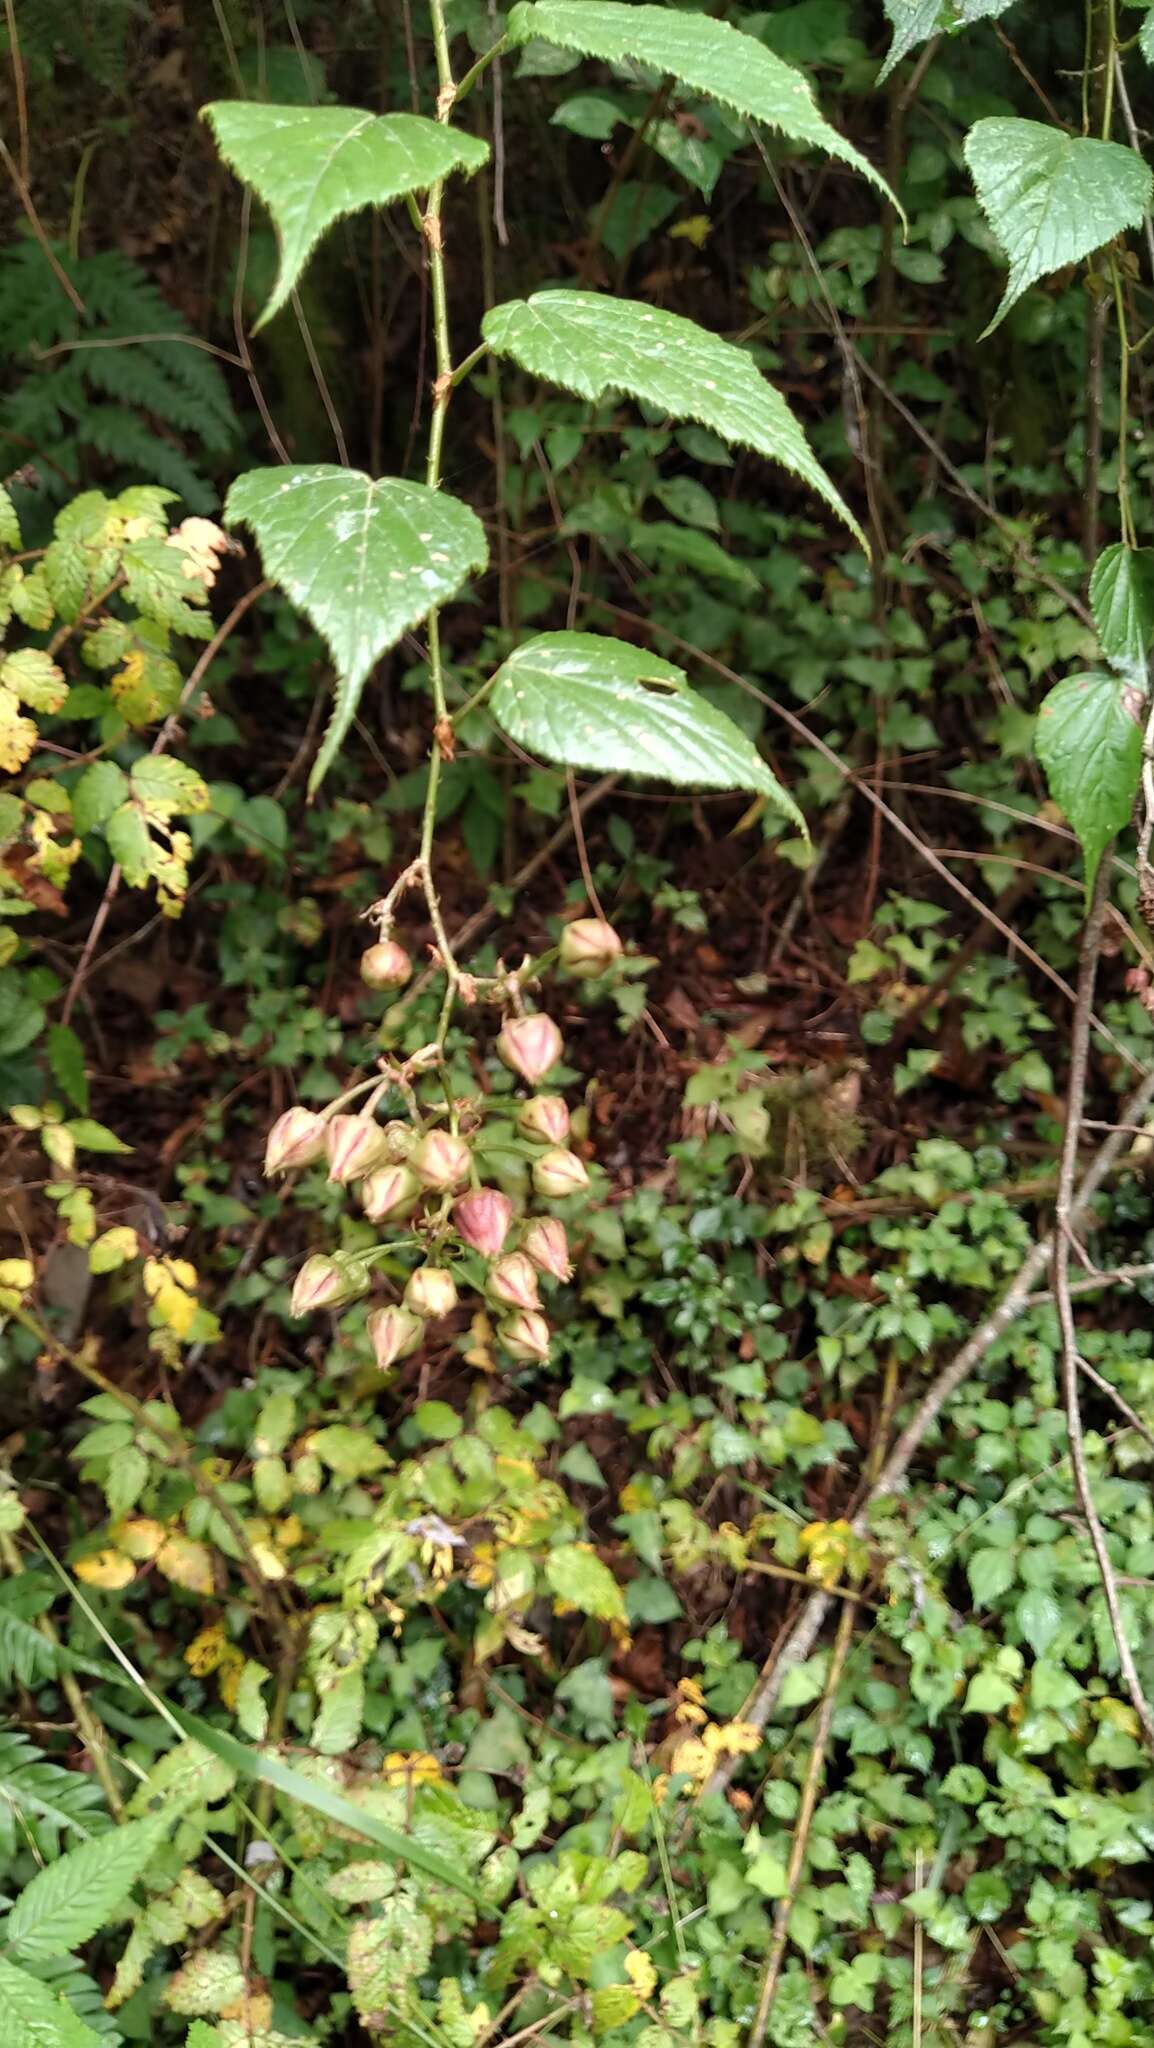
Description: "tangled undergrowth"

(6, 3), (1154, 2047)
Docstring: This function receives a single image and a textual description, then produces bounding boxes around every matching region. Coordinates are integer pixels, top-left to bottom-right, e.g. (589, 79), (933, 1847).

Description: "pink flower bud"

(404, 1266), (459, 1318)
(522, 1217), (572, 1282)
(517, 1095), (570, 1146)
(497, 1309), (551, 1363)
(290, 1254), (366, 1318)
(497, 1013), (563, 1086)
(367, 1304), (426, 1371)
(487, 1252), (541, 1313)
(532, 1146), (590, 1199)
(325, 1114), (390, 1183)
(361, 940), (412, 990)
(360, 1164), (421, 1223)
(264, 1107), (327, 1175)
(454, 1188), (514, 1258)
(411, 1129), (471, 1191)
(559, 917), (623, 980)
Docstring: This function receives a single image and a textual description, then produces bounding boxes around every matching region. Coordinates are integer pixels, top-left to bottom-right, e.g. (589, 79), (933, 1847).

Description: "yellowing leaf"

(626, 1950), (657, 2000)
(382, 1751), (441, 1786)
(167, 516), (230, 588)
(89, 1226), (140, 1274)
(185, 1624), (230, 1677)
(670, 213), (711, 246)
(143, 1256), (200, 1337)
(0, 1256), (34, 1308)
(75, 1547), (136, 1589)
(115, 1517), (167, 1560)
(156, 1533), (217, 1595)
(0, 685), (38, 772)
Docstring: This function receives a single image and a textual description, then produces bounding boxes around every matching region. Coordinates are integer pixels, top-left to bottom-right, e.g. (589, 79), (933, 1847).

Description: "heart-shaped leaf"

(489, 630), (803, 827)
(226, 467), (488, 793)
(203, 105), (490, 327)
(1035, 668), (1144, 895)
(483, 291), (862, 544)
(965, 119), (1152, 335)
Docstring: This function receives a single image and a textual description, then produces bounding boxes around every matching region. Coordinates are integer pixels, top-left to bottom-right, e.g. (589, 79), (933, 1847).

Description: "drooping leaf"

(1035, 669), (1144, 895)
(203, 105), (490, 327)
(167, 1706), (488, 1902)
(225, 467), (488, 793)
(0, 1958), (103, 2048)
(489, 631), (803, 827)
(878, 0), (1016, 86)
(482, 292), (862, 542)
(506, 2), (897, 215)
(1090, 544), (1154, 684)
(964, 118), (1152, 335)
(5, 1813), (164, 1961)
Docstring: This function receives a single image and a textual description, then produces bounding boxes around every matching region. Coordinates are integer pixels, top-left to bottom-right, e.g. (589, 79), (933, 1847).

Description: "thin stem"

(452, 31), (509, 108)
(1110, 253), (1134, 545)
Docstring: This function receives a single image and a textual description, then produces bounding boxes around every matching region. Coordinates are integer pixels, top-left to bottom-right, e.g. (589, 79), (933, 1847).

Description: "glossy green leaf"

(489, 631), (803, 827)
(965, 119), (1152, 336)
(203, 105), (489, 327)
(1142, 7), (1154, 63)
(1090, 544), (1154, 684)
(226, 467), (488, 793)
(1035, 669), (1144, 895)
(6, 1813), (164, 1960)
(0, 1959), (102, 2048)
(482, 292), (862, 543)
(167, 1706), (488, 1903)
(506, 3), (897, 215)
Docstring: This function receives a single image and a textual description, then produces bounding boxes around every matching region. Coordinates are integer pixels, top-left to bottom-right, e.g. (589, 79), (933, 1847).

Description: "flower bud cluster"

(266, 916), (623, 1379)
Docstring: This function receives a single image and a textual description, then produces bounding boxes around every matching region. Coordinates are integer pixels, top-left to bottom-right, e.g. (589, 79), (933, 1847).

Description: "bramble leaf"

(483, 291), (863, 543)
(1090, 544), (1154, 684)
(965, 118), (1152, 335)
(489, 632), (803, 826)
(1035, 669), (1144, 895)
(506, 3), (897, 215)
(226, 467), (488, 792)
(204, 104), (490, 327)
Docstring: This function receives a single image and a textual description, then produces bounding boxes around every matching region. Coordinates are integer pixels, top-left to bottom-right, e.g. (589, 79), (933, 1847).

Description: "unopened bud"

(361, 1164), (421, 1223)
(559, 917), (623, 980)
(497, 1012), (563, 1086)
(290, 1254), (365, 1318)
(366, 1304), (426, 1371)
(497, 1309), (551, 1363)
(412, 1129), (471, 1191)
(454, 1188), (514, 1258)
(362, 940), (412, 990)
(522, 1217), (572, 1282)
(326, 1114), (390, 1183)
(264, 1107), (327, 1175)
(405, 1266), (459, 1318)
(381, 1120), (416, 1162)
(532, 1146), (590, 1199)
(487, 1251), (541, 1313)
(517, 1095), (570, 1146)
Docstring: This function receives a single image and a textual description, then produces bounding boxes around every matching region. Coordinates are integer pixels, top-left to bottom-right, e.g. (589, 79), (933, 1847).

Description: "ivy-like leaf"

(203, 105), (490, 327)
(489, 631), (803, 827)
(506, 3), (897, 215)
(964, 118), (1152, 336)
(0, 1958), (102, 2048)
(226, 467), (488, 793)
(5, 1813), (164, 1961)
(1090, 544), (1154, 684)
(482, 292), (862, 543)
(1035, 669), (1144, 895)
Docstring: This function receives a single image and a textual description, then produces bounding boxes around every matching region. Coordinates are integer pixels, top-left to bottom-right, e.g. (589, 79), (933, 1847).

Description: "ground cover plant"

(6, 2), (1154, 2044)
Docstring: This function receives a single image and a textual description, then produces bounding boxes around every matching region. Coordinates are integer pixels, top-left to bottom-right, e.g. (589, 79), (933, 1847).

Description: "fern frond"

(0, 1575), (60, 1689)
